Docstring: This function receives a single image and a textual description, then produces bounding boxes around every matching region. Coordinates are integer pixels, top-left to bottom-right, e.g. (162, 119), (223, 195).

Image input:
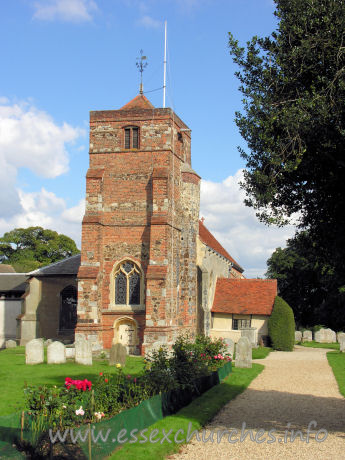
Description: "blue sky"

(0, 0), (295, 277)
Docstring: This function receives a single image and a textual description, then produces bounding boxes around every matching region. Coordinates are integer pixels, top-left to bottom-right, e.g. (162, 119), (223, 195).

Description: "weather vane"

(136, 49), (148, 94)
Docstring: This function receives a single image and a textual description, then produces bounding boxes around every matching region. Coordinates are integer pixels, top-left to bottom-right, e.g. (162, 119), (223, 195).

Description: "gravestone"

(337, 332), (345, 343)
(109, 343), (127, 366)
(235, 337), (252, 368)
(47, 341), (66, 364)
(75, 336), (92, 365)
(295, 331), (302, 342)
(26, 338), (44, 365)
(66, 347), (75, 359)
(340, 338), (345, 353)
(223, 338), (234, 358)
(5, 340), (17, 348)
(44, 339), (53, 347)
(241, 327), (258, 347)
(302, 330), (312, 342)
(315, 328), (336, 343)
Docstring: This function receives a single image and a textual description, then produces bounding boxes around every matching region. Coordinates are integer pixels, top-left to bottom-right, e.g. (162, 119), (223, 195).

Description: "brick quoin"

(76, 94), (200, 354)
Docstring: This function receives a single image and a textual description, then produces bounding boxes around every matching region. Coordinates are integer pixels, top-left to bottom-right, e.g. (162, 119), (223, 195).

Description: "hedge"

(268, 296), (295, 351)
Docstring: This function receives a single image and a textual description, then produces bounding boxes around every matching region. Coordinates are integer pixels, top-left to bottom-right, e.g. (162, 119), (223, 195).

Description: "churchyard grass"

(109, 363), (264, 460)
(298, 341), (339, 350)
(327, 351), (345, 397)
(252, 347), (271, 359)
(0, 347), (144, 416)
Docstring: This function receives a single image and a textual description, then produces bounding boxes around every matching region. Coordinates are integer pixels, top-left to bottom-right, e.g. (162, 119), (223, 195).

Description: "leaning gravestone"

(340, 338), (345, 353)
(315, 328), (336, 343)
(302, 330), (312, 342)
(109, 343), (127, 366)
(47, 341), (66, 364)
(236, 337), (252, 368)
(26, 338), (44, 365)
(337, 332), (345, 343)
(223, 338), (235, 359)
(295, 331), (302, 342)
(5, 339), (17, 348)
(75, 336), (92, 365)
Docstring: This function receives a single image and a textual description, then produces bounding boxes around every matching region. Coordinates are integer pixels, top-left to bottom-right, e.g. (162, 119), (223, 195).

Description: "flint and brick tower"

(76, 94), (200, 354)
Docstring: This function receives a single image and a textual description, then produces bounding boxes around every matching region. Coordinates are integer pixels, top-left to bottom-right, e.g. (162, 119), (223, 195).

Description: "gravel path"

(170, 346), (345, 460)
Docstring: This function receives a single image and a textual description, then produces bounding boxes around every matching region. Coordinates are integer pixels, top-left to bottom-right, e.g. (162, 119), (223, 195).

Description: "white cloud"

(200, 170), (296, 278)
(0, 189), (84, 248)
(137, 15), (162, 29)
(0, 101), (84, 178)
(0, 98), (84, 238)
(33, 0), (98, 23)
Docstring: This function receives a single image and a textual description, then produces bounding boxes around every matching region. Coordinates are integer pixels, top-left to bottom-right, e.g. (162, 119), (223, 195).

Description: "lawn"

(327, 352), (345, 397)
(0, 347), (144, 416)
(252, 347), (271, 359)
(109, 363), (264, 460)
(298, 341), (340, 350)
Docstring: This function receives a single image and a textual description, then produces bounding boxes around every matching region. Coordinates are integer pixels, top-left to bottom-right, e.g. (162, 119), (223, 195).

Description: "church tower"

(76, 94), (200, 354)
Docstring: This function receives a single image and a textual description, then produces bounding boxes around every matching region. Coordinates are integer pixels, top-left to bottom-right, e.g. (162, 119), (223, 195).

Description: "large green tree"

(0, 227), (80, 272)
(266, 231), (344, 329)
(229, 0), (345, 307)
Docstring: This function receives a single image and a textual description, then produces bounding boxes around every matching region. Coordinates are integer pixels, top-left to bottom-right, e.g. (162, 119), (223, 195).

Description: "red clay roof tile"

(120, 94), (154, 110)
(212, 278), (277, 315)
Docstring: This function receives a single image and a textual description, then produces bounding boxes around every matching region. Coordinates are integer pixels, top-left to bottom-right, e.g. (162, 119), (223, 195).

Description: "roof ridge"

(27, 253), (81, 275)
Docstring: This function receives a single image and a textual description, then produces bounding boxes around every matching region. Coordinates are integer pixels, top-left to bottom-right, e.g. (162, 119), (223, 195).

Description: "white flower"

(94, 411), (105, 420)
(75, 406), (85, 416)
(62, 405), (67, 409)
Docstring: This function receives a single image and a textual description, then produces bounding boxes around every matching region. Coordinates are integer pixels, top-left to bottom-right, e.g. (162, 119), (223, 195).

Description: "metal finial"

(136, 49), (148, 94)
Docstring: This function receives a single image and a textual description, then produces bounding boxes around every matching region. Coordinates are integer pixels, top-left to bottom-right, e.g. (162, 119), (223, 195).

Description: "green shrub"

(268, 296), (295, 351)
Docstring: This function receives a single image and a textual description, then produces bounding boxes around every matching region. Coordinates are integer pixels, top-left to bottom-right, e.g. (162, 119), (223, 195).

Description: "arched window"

(59, 285), (77, 332)
(114, 261), (142, 305)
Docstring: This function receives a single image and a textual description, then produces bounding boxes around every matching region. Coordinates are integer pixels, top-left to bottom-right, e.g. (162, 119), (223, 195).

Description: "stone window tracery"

(115, 261), (141, 305)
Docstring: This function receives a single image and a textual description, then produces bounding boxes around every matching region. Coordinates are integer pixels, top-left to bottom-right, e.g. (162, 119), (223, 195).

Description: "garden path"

(171, 346), (345, 460)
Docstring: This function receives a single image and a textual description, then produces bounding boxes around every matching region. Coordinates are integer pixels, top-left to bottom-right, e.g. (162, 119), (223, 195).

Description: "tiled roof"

(27, 254), (81, 276)
(0, 274), (28, 292)
(120, 94), (154, 110)
(198, 221), (243, 272)
(212, 278), (277, 315)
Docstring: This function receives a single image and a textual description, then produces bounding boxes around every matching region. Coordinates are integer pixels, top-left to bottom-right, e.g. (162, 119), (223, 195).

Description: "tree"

(268, 296), (295, 351)
(229, 0), (345, 315)
(0, 227), (80, 272)
(266, 231), (345, 330)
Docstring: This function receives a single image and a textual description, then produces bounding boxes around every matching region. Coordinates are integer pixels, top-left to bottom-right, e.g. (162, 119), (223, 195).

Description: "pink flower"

(134, 378), (137, 383)
(126, 374), (131, 379)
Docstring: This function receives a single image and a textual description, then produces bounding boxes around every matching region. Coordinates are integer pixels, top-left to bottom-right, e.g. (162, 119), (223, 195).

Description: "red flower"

(105, 378), (108, 383)
(99, 372), (103, 376)
(64, 377), (92, 391)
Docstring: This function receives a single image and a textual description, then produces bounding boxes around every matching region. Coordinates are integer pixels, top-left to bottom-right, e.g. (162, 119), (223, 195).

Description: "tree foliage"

(266, 231), (345, 330)
(268, 296), (295, 351)
(229, 0), (345, 229)
(229, 0), (345, 319)
(0, 227), (80, 272)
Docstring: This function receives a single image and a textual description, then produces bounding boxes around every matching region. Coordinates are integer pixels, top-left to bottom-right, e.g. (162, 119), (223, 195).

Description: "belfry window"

(124, 127), (139, 149)
(115, 261), (141, 305)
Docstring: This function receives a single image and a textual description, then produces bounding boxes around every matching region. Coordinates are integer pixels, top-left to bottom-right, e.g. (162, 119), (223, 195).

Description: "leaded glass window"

(115, 261), (142, 305)
(124, 126), (139, 149)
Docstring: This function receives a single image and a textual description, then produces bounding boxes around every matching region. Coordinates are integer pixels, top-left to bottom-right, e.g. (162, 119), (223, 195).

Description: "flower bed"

(4, 335), (231, 458)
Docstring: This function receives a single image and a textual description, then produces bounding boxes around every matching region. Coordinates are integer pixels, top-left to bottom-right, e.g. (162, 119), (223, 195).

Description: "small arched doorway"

(113, 317), (139, 355)
(59, 285), (77, 334)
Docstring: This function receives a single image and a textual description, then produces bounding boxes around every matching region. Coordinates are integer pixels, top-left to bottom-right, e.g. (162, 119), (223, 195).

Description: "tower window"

(115, 261), (142, 305)
(124, 127), (139, 149)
